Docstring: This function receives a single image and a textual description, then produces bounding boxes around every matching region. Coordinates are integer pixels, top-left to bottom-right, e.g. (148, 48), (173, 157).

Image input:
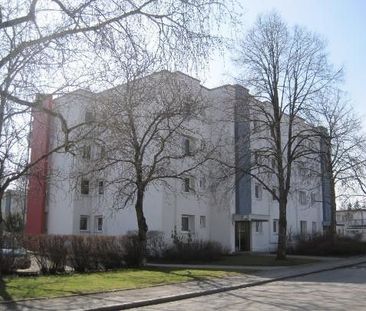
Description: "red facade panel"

(25, 96), (52, 235)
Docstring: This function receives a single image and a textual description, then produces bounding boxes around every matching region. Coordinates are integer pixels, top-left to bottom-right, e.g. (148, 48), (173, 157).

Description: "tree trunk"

(134, 188), (148, 265)
(0, 198), (4, 275)
(329, 174), (337, 240)
(276, 197), (287, 260)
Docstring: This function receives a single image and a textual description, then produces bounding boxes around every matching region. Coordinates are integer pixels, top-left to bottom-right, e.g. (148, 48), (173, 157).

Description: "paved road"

(134, 263), (366, 310)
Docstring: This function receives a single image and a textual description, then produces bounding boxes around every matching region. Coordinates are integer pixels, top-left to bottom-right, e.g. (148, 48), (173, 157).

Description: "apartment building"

(25, 71), (331, 252)
(1, 190), (25, 219)
(337, 209), (366, 241)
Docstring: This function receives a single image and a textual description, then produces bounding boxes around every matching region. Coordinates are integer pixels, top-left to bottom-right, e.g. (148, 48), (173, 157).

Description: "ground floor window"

(95, 216), (103, 232)
(200, 216), (206, 228)
(273, 219), (279, 233)
(80, 215), (89, 231)
(181, 215), (195, 233)
(312, 221), (317, 234)
(255, 221), (263, 233)
(300, 220), (307, 235)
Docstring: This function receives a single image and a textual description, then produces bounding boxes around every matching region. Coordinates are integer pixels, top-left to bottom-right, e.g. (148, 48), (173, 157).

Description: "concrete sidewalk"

(1, 256), (366, 311)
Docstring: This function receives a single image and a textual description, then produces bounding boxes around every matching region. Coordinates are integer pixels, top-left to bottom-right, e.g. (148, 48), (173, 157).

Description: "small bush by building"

(1, 233), (30, 274)
(161, 230), (227, 263)
(292, 234), (366, 257)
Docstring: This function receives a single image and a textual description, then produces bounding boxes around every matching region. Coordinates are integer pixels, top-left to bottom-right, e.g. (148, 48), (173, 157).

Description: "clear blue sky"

(201, 0), (366, 123)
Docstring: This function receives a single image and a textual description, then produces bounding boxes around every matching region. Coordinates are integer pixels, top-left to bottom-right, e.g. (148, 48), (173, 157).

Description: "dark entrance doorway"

(235, 221), (251, 251)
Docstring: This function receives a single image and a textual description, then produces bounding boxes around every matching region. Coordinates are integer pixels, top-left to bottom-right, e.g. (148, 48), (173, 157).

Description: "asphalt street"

(133, 263), (366, 310)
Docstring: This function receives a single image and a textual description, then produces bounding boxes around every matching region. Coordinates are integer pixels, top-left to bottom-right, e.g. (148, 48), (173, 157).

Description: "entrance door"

(235, 221), (251, 251)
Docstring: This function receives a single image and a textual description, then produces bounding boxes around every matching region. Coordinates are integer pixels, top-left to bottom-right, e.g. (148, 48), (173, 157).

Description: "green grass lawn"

(210, 253), (318, 266)
(0, 268), (237, 302)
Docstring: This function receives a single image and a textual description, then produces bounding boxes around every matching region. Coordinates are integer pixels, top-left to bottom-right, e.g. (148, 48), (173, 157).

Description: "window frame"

(82, 145), (91, 160)
(79, 215), (89, 231)
(181, 215), (190, 232)
(81, 179), (90, 195)
(255, 183), (262, 200)
(183, 136), (194, 156)
(272, 187), (277, 201)
(95, 215), (103, 233)
(299, 191), (307, 205)
(200, 215), (206, 229)
(183, 176), (195, 193)
(199, 177), (206, 191)
(312, 221), (317, 234)
(273, 219), (279, 234)
(300, 220), (307, 235)
(85, 110), (95, 123)
(310, 192), (317, 205)
(255, 221), (263, 233)
(98, 180), (104, 195)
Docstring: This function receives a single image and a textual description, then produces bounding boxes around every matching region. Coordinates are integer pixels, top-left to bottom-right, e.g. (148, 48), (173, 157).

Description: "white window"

(253, 120), (260, 132)
(255, 221), (263, 233)
(272, 188), (277, 201)
(200, 216), (206, 228)
(183, 136), (193, 156)
(254, 151), (261, 165)
(82, 145), (91, 159)
(85, 110), (94, 122)
(95, 216), (103, 232)
(255, 183), (262, 200)
(181, 215), (195, 233)
(98, 180), (104, 195)
(81, 179), (90, 195)
(311, 192), (317, 205)
(298, 162), (307, 177)
(99, 145), (106, 159)
(199, 177), (206, 191)
(300, 220), (307, 235)
(273, 219), (279, 233)
(183, 177), (195, 192)
(299, 191), (307, 205)
(271, 157), (276, 169)
(312, 221), (317, 234)
(80, 215), (89, 231)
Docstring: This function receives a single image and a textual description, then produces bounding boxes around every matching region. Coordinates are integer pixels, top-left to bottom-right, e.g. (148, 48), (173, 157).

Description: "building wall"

(1, 190), (25, 219)
(336, 209), (366, 241)
(27, 71), (326, 253)
(25, 95), (52, 235)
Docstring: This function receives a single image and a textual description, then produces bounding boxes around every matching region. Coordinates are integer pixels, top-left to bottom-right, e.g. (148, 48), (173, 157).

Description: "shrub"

(123, 234), (145, 267)
(26, 235), (68, 274)
(93, 236), (125, 270)
(68, 235), (98, 272)
(1, 233), (30, 274)
(4, 213), (24, 233)
(68, 235), (127, 272)
(293, 234), (366, 256)
(162, 230), (227, 263)
(146, 231), (166, 259)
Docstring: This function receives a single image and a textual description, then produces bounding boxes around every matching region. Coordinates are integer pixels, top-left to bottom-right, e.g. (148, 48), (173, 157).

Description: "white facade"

(1, 190), (25, 219)
(337, 209), (366, 241)
(37, 71), (326, 252)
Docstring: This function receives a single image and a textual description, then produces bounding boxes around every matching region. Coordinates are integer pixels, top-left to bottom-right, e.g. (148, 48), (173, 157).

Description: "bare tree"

(70, 68), (216, 264)
(0, 0), (233, 271)
(307, 89), (366, 238)
(232, 13), (340, 259)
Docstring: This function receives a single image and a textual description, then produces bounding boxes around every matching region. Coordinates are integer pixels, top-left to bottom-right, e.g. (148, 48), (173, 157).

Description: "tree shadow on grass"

(0, 276), (22, 310)
(0, 277), (13, 302)
(141, 266), (251, 291)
